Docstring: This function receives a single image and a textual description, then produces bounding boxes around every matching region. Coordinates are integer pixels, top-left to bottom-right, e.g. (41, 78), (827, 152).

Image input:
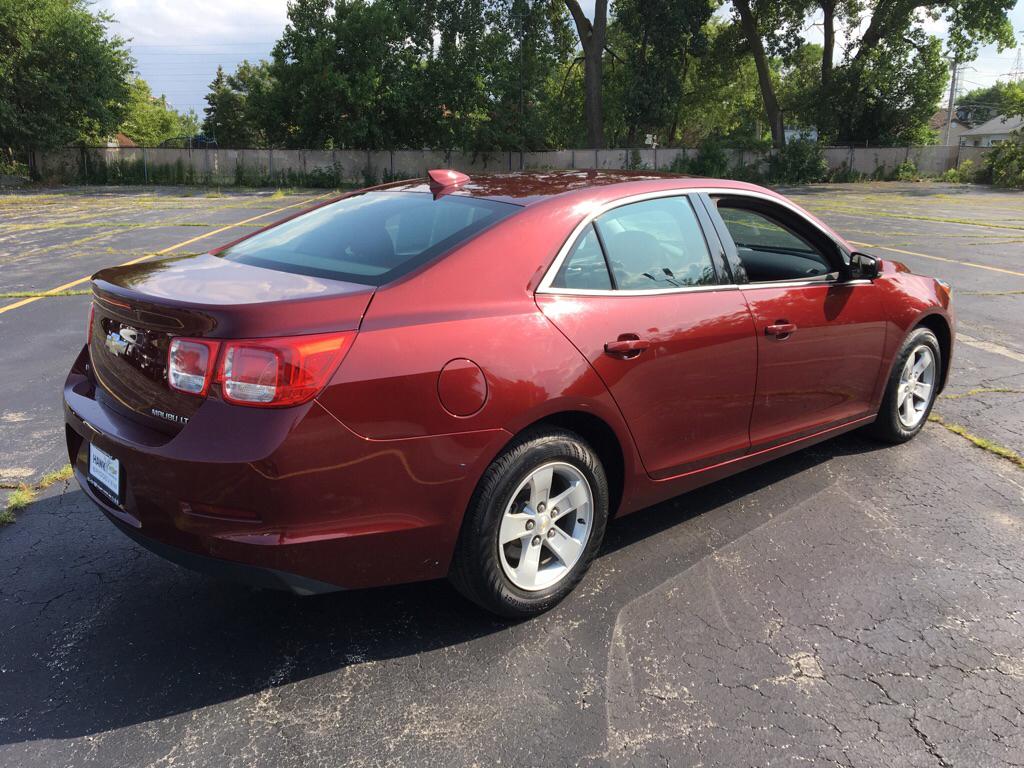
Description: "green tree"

(0, 0), (133, 157)
(268, 0), (433, 149)
(777, 43), (823, 132)
(732, 0), (1015, 147)
(203, 62), (279, 147)
(120, 77), (198, 146)
(958, 80), (1024, 124)
(606, 0), (718, 147)
(827, 33), (948, 144)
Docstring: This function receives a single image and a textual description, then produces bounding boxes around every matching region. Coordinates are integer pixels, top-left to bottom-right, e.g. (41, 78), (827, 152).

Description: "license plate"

(88, 443), (121, 505)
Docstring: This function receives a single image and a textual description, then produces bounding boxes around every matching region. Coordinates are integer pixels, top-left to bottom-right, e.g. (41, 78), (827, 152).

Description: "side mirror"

(850, 251), (879, 280)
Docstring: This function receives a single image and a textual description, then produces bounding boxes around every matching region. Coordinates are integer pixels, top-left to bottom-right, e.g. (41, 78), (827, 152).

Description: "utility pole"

(1010, 47), (1024, 82)
(944, 59), (959, 146)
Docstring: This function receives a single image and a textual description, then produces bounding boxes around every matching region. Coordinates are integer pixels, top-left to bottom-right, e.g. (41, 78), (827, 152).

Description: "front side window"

(717, 204), (832, 282)
(221, 191), (517, 285)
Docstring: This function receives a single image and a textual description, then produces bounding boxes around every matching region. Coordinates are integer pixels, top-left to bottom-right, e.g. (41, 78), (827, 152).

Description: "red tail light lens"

(168, 338), (220, 396)
(87, 303), (95, 345)
(219, 331), (355, 407)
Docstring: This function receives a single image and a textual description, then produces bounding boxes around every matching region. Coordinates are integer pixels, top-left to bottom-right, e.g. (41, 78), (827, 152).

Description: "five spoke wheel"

(896, 344), (936, 429)
(498, 462), (593, 591)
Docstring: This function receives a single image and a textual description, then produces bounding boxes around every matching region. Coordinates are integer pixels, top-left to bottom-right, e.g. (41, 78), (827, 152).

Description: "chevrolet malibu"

(64, 171), (954, 617)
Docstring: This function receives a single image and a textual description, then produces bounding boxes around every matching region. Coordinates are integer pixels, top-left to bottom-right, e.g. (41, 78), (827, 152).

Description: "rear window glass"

(220, 191), (518, 285)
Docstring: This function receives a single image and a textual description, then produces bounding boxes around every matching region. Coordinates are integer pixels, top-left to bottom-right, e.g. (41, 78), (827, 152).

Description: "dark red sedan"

(64, 171), (954, 617)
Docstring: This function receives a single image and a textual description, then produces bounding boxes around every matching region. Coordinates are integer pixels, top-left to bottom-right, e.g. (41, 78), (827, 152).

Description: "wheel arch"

(528, 411), (626, 516)
(914, 312), (952, 393)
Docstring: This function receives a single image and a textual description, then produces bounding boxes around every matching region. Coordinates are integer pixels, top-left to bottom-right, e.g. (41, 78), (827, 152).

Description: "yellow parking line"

(0, 192), (334, 316)
(849, 240), (1024, 278)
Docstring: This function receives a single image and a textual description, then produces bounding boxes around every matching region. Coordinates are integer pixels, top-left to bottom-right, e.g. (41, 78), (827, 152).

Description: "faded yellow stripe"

(0, 192), (334, 316)
(849, 240), (1024, 279)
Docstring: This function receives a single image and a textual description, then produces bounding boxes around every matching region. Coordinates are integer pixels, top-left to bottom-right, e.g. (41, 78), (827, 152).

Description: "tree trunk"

(821, 0), (834, 88)
(734, 0), (785, 147)
(565, 0), (608, 149)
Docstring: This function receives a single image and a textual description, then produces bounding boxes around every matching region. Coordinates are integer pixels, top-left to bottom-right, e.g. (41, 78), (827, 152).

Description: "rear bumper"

(63, 346), (510, 591)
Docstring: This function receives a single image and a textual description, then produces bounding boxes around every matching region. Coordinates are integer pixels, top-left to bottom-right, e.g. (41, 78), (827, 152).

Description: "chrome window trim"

(538, 284), (741, 298)
(536, 187), (849, 297)
(740, 278), (874, 290)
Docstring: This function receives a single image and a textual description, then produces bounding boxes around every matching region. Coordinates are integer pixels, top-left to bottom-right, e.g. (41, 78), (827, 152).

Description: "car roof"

(380, 170), (764, 207)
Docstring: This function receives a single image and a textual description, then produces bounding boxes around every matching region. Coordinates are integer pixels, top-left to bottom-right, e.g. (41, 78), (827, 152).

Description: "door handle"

(604, 338), (651, 356)
(765, 322), (797, 337)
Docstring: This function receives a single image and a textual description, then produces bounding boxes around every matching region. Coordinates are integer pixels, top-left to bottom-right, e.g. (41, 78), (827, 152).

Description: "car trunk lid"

(88, 254), (374, 430)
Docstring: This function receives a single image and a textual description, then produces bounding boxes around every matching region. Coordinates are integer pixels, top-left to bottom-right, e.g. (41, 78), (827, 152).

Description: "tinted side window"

(717, 206), (831, 281)
(551, 224), (612, 290)
(594, 197), (716, 290)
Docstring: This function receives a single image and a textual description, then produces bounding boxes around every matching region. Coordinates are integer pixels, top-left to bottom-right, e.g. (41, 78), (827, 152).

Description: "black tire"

(449, 428), (609, 619)
(867, 327), (942, 444)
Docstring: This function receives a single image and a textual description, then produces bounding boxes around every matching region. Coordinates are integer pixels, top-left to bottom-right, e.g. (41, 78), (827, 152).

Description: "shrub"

(767, 140), (827, 184)
(688, 138), (731, 178)
(827, 162), (865, 183)
(940, 159), (976, 184)
(624, 148), (649, 170)
(667, 151), (690, 174)
(985, 137), (1024, 187)
(892, 159), (919, 181)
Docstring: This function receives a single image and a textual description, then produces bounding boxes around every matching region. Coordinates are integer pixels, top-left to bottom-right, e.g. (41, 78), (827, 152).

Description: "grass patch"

(960, 289), (1024, 296)
(269, 188), (287, 199)
(929, 415), (1024, 470)
(1, 463), (73, 525)
(0, 289), (91, 299)
(37, 465), (73, 489)
(2, 484), (36, 524)
(942, 387), (1024, 400)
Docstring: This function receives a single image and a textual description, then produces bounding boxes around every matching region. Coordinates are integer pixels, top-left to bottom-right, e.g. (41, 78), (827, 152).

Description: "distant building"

(929, 110), (970, 146)
(959, 115), (1024, 147)
(106, 132), (138, 148)
(784, 127), (818, 143)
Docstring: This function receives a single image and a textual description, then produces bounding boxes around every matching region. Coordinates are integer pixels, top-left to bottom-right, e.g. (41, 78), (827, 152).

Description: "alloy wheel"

(497, 462), (594, 591)
(896, 344), (936, 429)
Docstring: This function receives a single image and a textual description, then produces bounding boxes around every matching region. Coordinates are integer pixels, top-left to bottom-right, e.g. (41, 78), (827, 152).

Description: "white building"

(960, 115), (1024, 147)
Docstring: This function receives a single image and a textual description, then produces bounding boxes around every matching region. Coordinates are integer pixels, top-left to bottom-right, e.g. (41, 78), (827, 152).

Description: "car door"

(535, 194), (758, 480)
(706, 194), (887, 449)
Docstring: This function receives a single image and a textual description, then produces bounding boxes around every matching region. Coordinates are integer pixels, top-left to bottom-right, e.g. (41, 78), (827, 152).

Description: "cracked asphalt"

(2, 183), (1024, 767)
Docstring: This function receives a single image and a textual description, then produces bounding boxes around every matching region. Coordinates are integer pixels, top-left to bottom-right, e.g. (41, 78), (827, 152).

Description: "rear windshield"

(220, 191), (519, 285)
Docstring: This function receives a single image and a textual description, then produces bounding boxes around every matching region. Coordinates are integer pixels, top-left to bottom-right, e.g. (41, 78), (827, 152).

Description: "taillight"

(86, 303), (95, 345)
(218, 332), (355, 407)
(166, 331), (355, 407)
(168, 338), (220, 396)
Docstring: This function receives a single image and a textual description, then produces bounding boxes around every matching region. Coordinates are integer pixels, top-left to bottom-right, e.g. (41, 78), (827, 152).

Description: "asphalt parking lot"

(1, 182), (1023, 767)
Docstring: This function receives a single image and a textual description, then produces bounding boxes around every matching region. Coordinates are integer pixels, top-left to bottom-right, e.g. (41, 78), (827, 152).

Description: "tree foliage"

(120, 77), (199, 146)
(0, 0), (134, 154)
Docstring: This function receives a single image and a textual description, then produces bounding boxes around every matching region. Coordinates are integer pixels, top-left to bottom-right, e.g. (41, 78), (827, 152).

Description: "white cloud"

(95, 0), (290, 113)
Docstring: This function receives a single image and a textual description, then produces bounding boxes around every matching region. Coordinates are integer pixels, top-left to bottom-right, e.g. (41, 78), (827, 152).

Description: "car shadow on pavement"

(0, 432), (887, 746)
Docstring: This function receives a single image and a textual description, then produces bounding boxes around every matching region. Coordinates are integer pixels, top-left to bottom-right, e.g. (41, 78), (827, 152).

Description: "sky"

(95, 0), (1024, 119)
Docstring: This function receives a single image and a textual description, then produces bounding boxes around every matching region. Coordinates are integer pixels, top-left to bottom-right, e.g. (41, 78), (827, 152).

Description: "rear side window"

(221, 191), (517, 285)
(595, 197), (716, 290)
(552, 224), (612, 290)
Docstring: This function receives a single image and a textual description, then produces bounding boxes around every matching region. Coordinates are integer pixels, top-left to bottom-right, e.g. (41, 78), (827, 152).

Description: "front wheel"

(867, 327), (942, 443)
(449, 428), (609, 618)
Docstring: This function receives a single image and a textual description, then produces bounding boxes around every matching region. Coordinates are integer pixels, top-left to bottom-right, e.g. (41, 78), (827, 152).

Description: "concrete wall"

(32, 144), (994, 185)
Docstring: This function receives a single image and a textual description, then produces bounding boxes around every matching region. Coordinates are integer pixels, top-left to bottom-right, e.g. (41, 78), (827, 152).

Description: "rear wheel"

(450, 428), (609, 618)
(868, 327), (941, 443)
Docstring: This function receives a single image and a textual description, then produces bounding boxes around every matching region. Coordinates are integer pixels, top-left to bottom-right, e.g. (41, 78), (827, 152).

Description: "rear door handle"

(604, 338), (651, 356)
(765, 322), (797, 337)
